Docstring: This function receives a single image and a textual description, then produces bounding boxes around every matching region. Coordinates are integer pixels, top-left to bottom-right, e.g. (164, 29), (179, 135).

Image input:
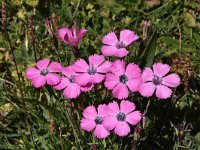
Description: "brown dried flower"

(171, 56), (192, 92)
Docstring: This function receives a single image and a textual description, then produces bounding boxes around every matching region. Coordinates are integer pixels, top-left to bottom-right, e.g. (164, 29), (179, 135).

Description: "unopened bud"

(143, 20), (150, 40)
(45, 18), (58, 50)
(52, 14), (58, 31)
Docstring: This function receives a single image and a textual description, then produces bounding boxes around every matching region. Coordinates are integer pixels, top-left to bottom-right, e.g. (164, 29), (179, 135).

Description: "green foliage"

(0, 0), (200, 149)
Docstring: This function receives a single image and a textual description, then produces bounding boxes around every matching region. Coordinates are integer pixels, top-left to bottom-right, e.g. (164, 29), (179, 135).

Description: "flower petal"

(125, 63), (141, 79)
(94, 125), (110, 139)
(89, 54), (105, 68)
(162, 73), (180, 88)
(141, 67), (154, 82)
(114, 48), (129, 58)
(54, 77), (69, 90)
(153, 63), (170, 78)
(63, 83), (81, 99)
(139, 82), (156, 97)
(71, 23), (78, 32)
(106, 101), (119, 116)
(120, 29), (139, 46)
(120, 100), (136, 114)
(25, 67), (40, 80)
(80, 83), (94, 92)
(112, 83), (129, 99)
(58, 27), (72, 43)
(103, 116), (118, 130)
(65, 37), (79, 47)
(89, 74), (105, 84)
(97, 61), (111, 73)
(36, 58), (50, 70)
(126, 78), (142, 92)
(110, 60), (126, 76)
(104, 73), (119, 90)
(101, 32), (118, 46)
(80, 118), (96, 131)
(126, 111), (142, 125)
(46, 73), (61, 85)
(75, 73), (91, 86)
(62, 66), (75, 77)
(156, 85), (172, 99)
(114, 121), (130, 137)
(73, 59), (89, 73)
(31, 76), (46, 88)
(47, 62), (62, 72)
(83, 106), (97, 120)
(101, 45), (118, 56)
(77, 28), (87, 40)
(97, 104), (107, 117)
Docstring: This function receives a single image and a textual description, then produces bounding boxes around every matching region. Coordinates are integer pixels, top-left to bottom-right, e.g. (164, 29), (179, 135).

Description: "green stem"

(54, 45), (61, 63)
(62, 45), (67, 63)
(4, 33), (24, 99)
(142, 99), (151, 129)
(71, 0), (81, 23)
(32, 41), (37, 62)
(30, 125), (39, 150)
(59, 127), (64, 150)
(59, 102), (81, 149)
(65, 108), (81, 149)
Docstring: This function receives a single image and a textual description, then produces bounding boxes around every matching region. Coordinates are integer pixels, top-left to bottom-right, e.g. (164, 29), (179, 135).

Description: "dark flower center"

(94, 116), (103, 124)
(152, 75), (162, 85)
(116, 41), (125, 49)
(116, 112), (126, 121)
(119, 74), (128, 84)
(87, 65), (97, 75)
(68, 75), (75, 83)
(40, 68), (49, 76)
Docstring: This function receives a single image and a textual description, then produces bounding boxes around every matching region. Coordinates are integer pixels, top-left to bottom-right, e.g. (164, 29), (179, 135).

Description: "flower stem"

(71, 0), (81, 23)
(63, 104), (81, 149)
(32, 41), (38, 62)
(5, 34), (24, 99)
(72, 46), (80, 58)
(142, 99), (151, 130)
(53, 43), (61, 63)
(28, 16), (37, 62)
(2, 0), (23, 98)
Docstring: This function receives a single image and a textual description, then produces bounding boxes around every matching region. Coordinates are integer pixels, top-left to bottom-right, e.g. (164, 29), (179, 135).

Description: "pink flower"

(73, 54), (111, 86)
(25, 58), (62, 88)
(104, 100), (141, 137)
(139, 63), (181, 99)
(80, 104), (110, 139)
(80, 83), (94, 92)
(58, 23), (87, 47)
(101, 29), (138, 58)
(104, 60), (142, 99)
(54, 66), (93, 99)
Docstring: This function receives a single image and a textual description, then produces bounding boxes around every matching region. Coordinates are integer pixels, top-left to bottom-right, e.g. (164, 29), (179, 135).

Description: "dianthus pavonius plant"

(25, 23), (180, 139)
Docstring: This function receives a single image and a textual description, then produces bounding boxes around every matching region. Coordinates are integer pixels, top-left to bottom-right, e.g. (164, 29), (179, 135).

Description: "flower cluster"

(26, 57), (180, 100)
(80, 100), (142, 138)
(25, 23), (181, 139)
(26, 54), (111, 99)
